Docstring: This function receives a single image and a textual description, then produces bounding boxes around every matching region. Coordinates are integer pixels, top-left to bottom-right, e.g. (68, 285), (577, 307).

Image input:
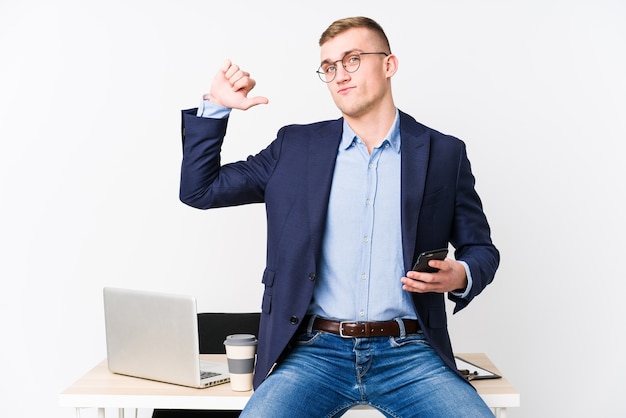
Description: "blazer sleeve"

(179, 109), (279, 209)
(448, 143), (499, 313)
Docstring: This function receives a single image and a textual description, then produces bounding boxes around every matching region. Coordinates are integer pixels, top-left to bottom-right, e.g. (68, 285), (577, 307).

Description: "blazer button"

(290, 316), (299, 325)
(308, 273), (316, 281)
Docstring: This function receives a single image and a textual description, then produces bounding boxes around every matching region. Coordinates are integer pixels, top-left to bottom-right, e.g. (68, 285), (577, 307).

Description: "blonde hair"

(319, 16), (391, 53)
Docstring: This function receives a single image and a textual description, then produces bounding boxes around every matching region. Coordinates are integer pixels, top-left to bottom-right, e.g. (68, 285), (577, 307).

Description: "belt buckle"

(339, 321), (358, 338)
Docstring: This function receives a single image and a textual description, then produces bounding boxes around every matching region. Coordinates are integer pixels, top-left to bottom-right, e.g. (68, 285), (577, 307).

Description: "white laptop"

(103, 287), (230, 388)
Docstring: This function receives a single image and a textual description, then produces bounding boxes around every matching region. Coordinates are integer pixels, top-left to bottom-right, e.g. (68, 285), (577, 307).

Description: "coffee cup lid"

(224, 334), (258, 346)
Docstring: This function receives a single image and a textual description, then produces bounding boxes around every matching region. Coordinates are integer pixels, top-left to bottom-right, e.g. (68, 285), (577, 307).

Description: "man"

(180, 16), (499, 417)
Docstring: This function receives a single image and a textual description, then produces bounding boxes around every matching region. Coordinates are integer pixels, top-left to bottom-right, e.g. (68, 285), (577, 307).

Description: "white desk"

(60, 353), (519, 417)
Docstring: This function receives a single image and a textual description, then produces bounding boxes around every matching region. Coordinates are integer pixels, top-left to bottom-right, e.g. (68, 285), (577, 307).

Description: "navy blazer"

(180, 109), (499, 389)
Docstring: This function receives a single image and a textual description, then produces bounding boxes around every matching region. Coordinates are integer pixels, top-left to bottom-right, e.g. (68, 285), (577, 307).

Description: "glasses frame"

(316, 51), (389, 83)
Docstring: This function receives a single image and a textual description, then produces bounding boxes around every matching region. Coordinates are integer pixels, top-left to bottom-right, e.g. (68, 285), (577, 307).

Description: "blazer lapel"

(307, 119), (343, 258)
(399, 111), (431, 272)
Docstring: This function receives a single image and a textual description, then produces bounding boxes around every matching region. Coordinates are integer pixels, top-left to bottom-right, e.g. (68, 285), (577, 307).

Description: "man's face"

(319, 28), (391, 118)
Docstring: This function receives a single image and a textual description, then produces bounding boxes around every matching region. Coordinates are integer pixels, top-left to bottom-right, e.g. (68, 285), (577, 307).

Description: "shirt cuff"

(196, 99), (231, 119)
(451, 260), (472, 299)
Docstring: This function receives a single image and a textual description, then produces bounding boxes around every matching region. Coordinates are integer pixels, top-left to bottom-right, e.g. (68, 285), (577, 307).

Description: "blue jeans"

(240, 318), (493, 417)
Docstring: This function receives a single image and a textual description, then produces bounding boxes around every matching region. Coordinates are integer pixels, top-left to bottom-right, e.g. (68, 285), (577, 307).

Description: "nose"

(334, 65), (351, 83)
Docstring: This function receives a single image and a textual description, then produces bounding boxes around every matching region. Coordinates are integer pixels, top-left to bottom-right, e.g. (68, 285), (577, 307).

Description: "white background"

(1, 1), (625, 417)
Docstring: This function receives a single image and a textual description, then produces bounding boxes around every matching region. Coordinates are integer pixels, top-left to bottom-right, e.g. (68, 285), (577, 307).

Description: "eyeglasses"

(316, 51), (389, 83)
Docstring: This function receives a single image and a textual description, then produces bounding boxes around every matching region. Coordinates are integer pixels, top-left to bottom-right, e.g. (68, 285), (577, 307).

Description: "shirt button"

(361, 274), (367, 280)
(368, 164), (374, 169)
(363, 237), (369, 243)
(365, 199), (371, 205)
(359, 311), (365, 317)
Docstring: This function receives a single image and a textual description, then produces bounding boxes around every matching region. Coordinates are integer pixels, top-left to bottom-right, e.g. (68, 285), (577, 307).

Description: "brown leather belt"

(308, 317), (420, 338)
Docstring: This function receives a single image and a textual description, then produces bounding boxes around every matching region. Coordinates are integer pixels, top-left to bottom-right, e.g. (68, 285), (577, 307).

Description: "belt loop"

(306, 314), (317, 334)
(394, 317), (406, 338)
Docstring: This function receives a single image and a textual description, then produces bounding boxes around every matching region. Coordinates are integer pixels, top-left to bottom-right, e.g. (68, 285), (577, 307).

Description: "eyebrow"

(319, 49), (362, 66)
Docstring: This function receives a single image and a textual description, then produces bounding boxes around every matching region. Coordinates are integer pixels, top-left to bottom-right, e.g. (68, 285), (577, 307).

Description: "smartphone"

(412, 248), (449, 273)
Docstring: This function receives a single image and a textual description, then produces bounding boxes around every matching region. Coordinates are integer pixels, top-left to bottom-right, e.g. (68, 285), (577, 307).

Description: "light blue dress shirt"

(307, 111), (418, 321)
(196, 101), (471, 323)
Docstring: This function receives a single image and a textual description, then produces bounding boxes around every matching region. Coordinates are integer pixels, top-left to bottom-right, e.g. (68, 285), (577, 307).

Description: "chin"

(341, 106), (369, 120)
(334, 100), (361, 117)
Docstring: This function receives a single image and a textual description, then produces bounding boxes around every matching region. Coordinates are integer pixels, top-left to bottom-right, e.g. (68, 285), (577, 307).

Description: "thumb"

(242, 95), (269, 110)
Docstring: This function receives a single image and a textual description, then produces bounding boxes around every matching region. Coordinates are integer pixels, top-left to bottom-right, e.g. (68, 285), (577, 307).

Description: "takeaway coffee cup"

(223, 334), (258, 391)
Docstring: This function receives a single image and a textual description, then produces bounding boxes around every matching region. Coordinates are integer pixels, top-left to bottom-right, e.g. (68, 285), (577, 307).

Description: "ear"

(384, 54), (399, 78)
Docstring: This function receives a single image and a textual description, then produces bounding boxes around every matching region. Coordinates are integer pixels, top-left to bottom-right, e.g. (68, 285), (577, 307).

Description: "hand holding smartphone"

(412, 248), (449, 273)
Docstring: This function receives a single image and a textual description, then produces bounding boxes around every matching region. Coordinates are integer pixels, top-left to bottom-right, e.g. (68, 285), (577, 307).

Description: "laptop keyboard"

(200, 370), (221, 379)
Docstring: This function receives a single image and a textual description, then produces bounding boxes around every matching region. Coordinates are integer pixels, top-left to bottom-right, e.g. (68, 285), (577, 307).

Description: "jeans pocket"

(390, 332), (428, 348)
(293, 330), (323, 346)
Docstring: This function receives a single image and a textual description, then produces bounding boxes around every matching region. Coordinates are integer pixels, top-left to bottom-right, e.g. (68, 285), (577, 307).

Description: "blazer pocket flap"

(421, 186), (447, 206)
(262, 292), (272, 314)
(262, 268), (275, 287)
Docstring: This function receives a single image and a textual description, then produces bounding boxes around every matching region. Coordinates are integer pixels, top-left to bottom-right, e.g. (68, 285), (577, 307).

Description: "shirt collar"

(341, 108), (401, 153)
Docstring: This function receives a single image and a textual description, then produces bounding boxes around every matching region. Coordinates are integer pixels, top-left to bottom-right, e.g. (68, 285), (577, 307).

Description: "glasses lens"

(317, 63), (335, 82)
(342, 53), (361, 73)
